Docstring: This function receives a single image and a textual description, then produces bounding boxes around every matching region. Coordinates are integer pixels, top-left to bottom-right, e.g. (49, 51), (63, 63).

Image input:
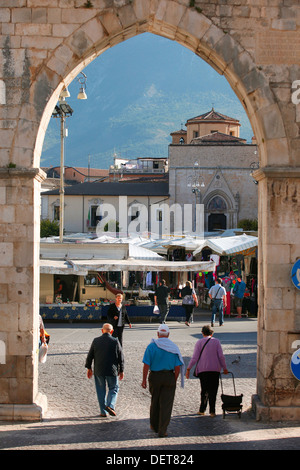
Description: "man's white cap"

(158, 324), (170, 334)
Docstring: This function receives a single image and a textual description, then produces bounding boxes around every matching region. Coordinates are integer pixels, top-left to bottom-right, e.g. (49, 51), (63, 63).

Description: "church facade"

(169, 109), (258, 233)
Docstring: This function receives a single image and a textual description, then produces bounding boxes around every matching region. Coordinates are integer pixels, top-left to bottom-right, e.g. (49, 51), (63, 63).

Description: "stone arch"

(23, 6), (285, 169)
(1, 0), (299, 422)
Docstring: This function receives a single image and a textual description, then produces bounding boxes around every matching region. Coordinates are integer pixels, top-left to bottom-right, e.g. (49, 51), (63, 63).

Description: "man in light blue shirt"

(232, 278), (246, 318)
(142, 324), (184, 438)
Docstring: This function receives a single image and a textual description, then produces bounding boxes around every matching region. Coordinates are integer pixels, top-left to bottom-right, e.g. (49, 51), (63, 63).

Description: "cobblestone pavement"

(0, 315), (299, 452)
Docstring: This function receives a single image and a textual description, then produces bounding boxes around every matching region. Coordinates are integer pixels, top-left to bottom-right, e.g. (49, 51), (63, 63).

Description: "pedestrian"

(38, 315), (49, 364)
(186, 325), (228, 417)
(39, 314), (50, 346)
(209, 277), (227, 326)
(107, 293), (132, 346)
(39, 315), (46, 347)
(85, 323), (124, 417)
(232, 277), (246, 318)
(54, 276), (66, 302)
(179, 280), (198, 326)
(154, 279), (170, 324)
(142, 324), (185, 437)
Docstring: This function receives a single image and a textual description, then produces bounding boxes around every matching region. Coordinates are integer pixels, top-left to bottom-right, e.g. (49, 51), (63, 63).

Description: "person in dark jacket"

(85, 323), (124, 417)
(107, 293), (132, 346)
(154, 280), (170, 324)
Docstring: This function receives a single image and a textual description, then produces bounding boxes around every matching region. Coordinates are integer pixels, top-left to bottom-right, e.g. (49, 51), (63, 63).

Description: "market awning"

(161, 236), (206, 250)
(128, 244), (164, 260)
(39, 259), (89, 276)
(39, 258), (216, 274)
(192, 234), (258, 256)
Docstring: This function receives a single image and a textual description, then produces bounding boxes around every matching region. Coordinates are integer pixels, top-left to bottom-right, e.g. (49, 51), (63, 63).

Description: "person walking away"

(186, 325), (228, 417)
(232, 277), (246, 318)
(209, 278), (226, 326)
(154, 280), (170, 324)
(39, 314), (50, 347)
(107, 293), (132, 346)
(179, 281), (198, 326)
(85, 323), (124, 417)
(142, 324), (185, 437)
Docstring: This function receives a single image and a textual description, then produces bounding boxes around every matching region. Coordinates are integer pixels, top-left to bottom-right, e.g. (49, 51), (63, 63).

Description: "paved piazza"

(0, 314), (299, 452)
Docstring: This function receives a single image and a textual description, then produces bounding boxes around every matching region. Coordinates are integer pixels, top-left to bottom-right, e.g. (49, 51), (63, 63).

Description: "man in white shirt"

(209, 278), (227, 326)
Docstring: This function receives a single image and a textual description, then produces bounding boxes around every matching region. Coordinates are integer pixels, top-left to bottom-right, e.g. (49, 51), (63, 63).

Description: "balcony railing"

(109, 167), (167, 174)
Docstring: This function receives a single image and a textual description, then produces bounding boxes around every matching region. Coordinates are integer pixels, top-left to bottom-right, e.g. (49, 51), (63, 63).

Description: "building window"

(89, 205), (102, 227)
(53, 205), (60, 221)
(193, 131), (199, 138)
(130, 206), (139, 221)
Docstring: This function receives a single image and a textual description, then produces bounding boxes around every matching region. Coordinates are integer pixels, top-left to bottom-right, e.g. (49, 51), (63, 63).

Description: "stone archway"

(0, 1), (299, 421)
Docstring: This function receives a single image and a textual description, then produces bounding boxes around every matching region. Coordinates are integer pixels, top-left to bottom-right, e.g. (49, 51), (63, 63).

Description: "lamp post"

(52, 97), (73, 243)
(187, 161), (205, 232)
(51, 72), (87, 242)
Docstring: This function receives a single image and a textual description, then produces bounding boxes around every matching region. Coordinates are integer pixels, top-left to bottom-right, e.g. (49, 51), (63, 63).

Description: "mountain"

(41, 33), (253, 170)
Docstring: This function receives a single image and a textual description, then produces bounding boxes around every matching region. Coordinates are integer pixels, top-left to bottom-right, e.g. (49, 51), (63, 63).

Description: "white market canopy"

(39, 258), (216, 274)
(192, 234), (258, 257)
(39, 236), (216, 274)
(39, 233), (257, 276)
(161, 236), (206, 250)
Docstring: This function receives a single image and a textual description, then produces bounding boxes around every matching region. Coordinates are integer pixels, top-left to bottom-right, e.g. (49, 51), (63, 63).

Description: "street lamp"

(51, 73), (87, 242)
(250, 160), (259, 185)
(76, 72), (87, 100)
(187, 161), (205, 232)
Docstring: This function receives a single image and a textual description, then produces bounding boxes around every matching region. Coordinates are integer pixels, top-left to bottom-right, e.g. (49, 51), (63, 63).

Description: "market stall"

(39, 302), (186, 322)
(39, 238), (215, 322)
(192, 234), (258, 316)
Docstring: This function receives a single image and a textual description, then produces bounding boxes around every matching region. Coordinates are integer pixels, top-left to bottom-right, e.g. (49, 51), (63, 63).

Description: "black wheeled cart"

(220, 372), (243, 419)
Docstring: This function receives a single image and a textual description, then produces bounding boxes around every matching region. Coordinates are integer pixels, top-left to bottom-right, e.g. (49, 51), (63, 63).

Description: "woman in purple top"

(186, 325), (228, 416)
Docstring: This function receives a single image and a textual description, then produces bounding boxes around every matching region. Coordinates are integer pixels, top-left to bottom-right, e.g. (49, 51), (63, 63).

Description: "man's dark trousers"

(113, 326), (124, 346)
(158, 304), (169, 324)
(149, 370), (176, 437)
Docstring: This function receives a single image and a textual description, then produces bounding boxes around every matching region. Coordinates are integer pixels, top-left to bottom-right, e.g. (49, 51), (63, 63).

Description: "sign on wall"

(291, 259), (300, 290)
(291, 348), (300, 381)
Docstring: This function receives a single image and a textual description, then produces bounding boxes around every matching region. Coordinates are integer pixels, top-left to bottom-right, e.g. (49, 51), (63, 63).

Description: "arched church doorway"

(207, 195), (228, 232)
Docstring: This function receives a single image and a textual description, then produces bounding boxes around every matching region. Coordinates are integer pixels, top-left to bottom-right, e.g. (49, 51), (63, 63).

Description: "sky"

(41, 33), (253, 169)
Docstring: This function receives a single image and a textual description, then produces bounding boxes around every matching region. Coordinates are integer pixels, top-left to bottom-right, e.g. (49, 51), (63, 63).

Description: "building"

(42, 110), (257, 237)
(169, 108), (258, 233)
(42, 180), (169, 236)
(109, 156), (168, 182)
(43, 166), (109, 184)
